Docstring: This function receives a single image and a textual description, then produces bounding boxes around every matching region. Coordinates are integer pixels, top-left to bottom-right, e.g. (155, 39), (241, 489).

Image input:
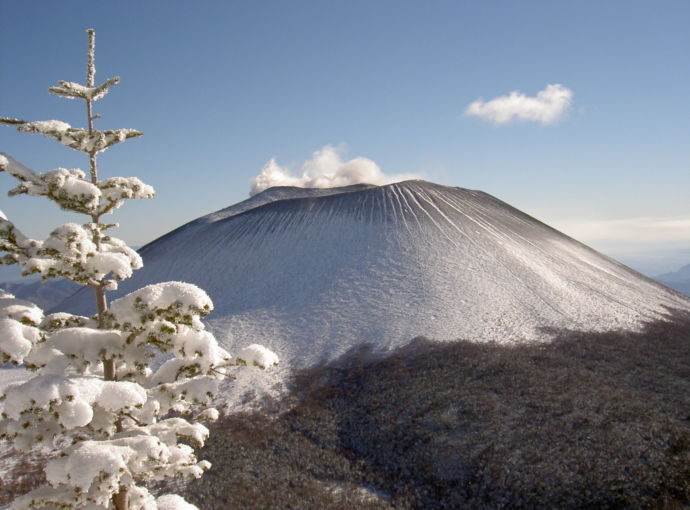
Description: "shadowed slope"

(175, 313), (690, 509)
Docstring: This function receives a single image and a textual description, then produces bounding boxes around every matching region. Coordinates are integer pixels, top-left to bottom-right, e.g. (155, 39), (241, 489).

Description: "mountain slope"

(59, 180), (690, 366)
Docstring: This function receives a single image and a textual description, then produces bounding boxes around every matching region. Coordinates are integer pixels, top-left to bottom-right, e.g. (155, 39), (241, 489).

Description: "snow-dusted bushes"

(0, 29), (276, 509)
(168, 315), (689, 509)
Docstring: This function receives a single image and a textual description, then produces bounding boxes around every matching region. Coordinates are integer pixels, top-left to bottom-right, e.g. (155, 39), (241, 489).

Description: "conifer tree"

(0, 29), (277, 509)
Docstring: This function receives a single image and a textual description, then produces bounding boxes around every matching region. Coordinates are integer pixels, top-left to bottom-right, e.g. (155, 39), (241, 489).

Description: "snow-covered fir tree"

(0, 29), (277, 510)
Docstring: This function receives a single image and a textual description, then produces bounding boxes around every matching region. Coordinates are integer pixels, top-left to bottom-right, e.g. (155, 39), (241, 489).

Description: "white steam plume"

(250, 145), (419, 196)
(465, 84), (573, 125)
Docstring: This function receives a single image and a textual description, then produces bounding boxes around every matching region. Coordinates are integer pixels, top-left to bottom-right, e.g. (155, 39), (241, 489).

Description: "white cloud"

(465, 84), (573, 125)
(250, 145), (419, 196)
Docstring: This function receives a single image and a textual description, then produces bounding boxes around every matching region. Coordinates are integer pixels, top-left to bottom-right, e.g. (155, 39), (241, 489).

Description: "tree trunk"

(113, 489), (129, 510)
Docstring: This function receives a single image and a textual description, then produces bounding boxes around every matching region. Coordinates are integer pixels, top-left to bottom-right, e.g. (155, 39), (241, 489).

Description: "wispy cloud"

(557, 216), (690, 243)
(250, 145), (419, 196)
(465, 84), (573, 125)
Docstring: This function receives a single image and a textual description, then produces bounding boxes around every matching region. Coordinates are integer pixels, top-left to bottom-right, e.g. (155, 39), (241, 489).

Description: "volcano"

(59, 181), (690, 365)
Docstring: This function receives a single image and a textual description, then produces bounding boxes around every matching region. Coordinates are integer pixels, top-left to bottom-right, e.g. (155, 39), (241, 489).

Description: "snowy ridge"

(59, 180), (690, 367)
(149, 183), (376, 241)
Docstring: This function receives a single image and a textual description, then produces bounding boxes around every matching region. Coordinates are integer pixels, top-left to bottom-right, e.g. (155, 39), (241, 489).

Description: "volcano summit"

(60, 180), (690, 365)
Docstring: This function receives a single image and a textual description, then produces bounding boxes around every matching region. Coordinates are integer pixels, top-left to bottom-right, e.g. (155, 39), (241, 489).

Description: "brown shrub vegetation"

(0, 450), (47, 506)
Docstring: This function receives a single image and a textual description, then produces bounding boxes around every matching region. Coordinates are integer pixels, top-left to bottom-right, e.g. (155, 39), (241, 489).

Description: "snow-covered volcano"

(59, 180), (690, 366)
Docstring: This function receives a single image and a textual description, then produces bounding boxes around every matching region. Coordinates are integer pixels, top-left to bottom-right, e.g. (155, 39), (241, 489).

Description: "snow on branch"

(40, 312), (93, 333)
(97, 176), (155, 214)
(235, 343), (280, 369)
(1, 374), (148, 449)
(0, 118), (142, 154)
(109, 282), (231, 380)
(109, 282), (214, 328)
(0, 220), (142, 289)
(49, 76), (121, 101)
(0, 152), (38, 182)
(13, 436), (207, 509)
(26, 327), (126, 374)
(0, 290), (44, 365)
(0, 214), (42, 273)
(0, 153), (154, 216)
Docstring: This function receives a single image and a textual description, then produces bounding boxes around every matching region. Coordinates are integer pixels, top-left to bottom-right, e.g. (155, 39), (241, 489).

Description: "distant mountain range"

(655, 264), (690, 297)
(56, 180), (690, 366)
(0, 278), (78, 310)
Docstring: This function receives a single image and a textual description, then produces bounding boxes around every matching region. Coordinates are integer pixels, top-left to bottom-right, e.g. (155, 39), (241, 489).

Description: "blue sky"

(1, 1), (688, 275)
